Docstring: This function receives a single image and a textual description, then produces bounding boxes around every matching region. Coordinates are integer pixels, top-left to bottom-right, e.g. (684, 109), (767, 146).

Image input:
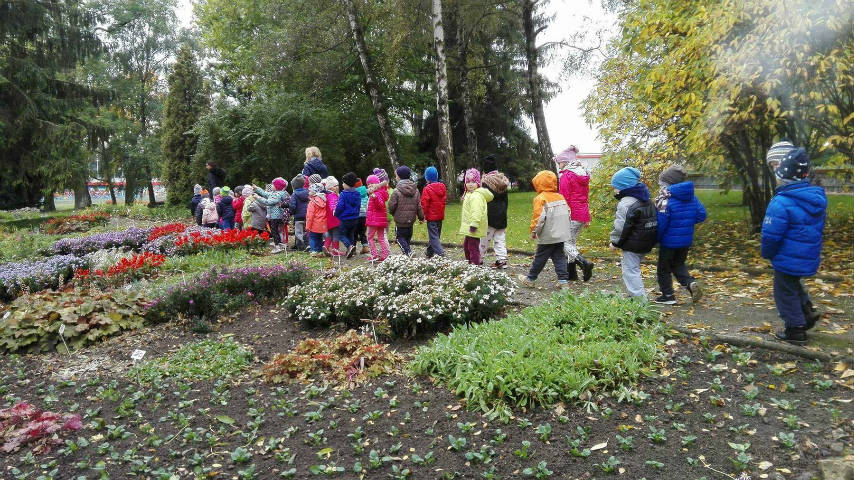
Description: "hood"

(616, 183), (650, 202)
(426, 182), (446, 194)
(667, 181), (694, 200)
(293, 188), (309, 200)
(532, 170), (558, 193)
(306, 157), (325, 168)
(356, 185), (367, 196)
(777, 182), (827, 216)
(475, 187), (494, 202)
(395, 179), (418, 197)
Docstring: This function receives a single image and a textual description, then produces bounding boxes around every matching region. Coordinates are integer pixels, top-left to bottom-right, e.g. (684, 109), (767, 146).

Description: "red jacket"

(366, 187), (389, 227)
(232, 196), (245, 225)
(306, 195), (328, 233)
(559, 170), (591, 223)
(421, 182), (447, 221)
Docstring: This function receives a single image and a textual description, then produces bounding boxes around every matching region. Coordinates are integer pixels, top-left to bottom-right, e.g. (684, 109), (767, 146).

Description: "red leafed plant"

(74, 251), (166, 287)
(147, 222), (188, 242)
(0, 402), (82, 454)
(43, 211), (109, 234)
(174, 228), (270, 254)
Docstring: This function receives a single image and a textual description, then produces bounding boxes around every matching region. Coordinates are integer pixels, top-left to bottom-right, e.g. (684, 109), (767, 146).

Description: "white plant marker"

(57, 323), (71, 355)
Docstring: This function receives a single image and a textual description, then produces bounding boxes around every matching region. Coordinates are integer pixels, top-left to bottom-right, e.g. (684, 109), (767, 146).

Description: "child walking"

(365, 174), (390, 261)
(608, 167), (658, 300)
(335, 172), (362, 258)
(290, 175), (310, 251)
(654, 165), (707, 305)
(254, 178), (290, 253)
(306, 183), (328, 257)
(479, 170), (510, 269)
(388, 166), (424, 256)
(322, 176), (341, 255)
(459, 168), (492, 265)
(555, 146), (594, 281)
(762, 147), (826, 345)
(421, 166), (446, 257)
(517, 170), (571, 287)
(355, 178), (370, 254)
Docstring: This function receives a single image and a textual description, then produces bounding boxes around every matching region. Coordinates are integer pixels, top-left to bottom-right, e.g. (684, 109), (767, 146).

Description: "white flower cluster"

(83, 248), (128, 271)
(285, 255), (515, 337)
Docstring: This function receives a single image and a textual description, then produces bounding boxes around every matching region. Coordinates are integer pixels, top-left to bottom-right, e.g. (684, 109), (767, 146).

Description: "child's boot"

(802, 302), (821, 330)
(567, 262), (578, 281)
(576, 255), (593, 282)
(774, 327), (807, 346)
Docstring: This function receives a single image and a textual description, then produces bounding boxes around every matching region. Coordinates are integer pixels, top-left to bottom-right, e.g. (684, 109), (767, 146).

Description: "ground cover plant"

(0, 254), (87, 301)
(411, 291), (664, 419)
(285, 256), (515, 337)
(130, 337), (253, 383)
(0, 402), (82, 454)
(41, 211), (109, 234)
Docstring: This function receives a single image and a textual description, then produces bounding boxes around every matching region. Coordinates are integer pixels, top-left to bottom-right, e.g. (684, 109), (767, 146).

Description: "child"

(761, 147), (826, 345)
(388, 166), (424, 256)
(355, 178), (370, 254)
(654, 165), (707, 305)
(201, 197), (219, 228)
(555, 147), (594, 281)
(189, 184), (203, 218)
(335, 172), (362, 258)
(608, 167), (658, 300)
(459, 168), (492, 265)
(212, 187), (222, 204)
(365, 174), (390, 261)
(516, 170), (571, 287)
(290, 174), (310, 251)
(421, 166), (446, 257)
(217, 186), (235, 230)
(306, 183), (328, 257)
(308, 174), (323, 187)
(195, 189), (208, 225)
(254, 178), (290, 253)
(322, 176), (341, 255)
(232, 185), (245, 230)
(479, 170), (510, 269)
(242, 186), (267, 232)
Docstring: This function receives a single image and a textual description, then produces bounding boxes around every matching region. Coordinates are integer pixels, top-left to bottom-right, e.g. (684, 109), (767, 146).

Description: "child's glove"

(469, 225), (477, 234)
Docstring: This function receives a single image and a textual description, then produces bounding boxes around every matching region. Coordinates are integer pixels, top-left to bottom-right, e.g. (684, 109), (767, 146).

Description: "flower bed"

(42, 211), (109, 234)
(174, 228), (270, 255)
(0, 289), (149, 353)
(261, 330), (400, 384)
(145, 263), (310, 323)
(284, 256), (515, 338)
(0, 255), (88, 301)
(52, 227), (150, 256)
(147, 222), (188, 242)
(141, 225), (218, 256)
(74, 252), (166, 288)
(1, 402), (82, 454)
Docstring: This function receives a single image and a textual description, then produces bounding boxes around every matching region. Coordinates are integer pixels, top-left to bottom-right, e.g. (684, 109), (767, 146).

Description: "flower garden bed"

(52, 227), (150, 256)
(0, 255), (87, 301)
(42, 212), (109, 234)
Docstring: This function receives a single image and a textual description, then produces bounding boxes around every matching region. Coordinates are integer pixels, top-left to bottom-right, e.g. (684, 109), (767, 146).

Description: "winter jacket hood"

(533, 170), (558, 193)
(459, 187), (493, 238)
(761, 181), (826, 276)
(421, 182), (447, 221)
(616, 183), (650, 203)
(530, 171), (570, 244)
(388, 179), (424, 227)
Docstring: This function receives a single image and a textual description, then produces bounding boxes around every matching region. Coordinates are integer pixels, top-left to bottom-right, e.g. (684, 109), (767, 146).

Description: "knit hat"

(212, 187), (221, 196)
(464, 168), (481, 185)
(554, 146), (578, 167)
(272, 178), (287, 190)
(775, 147), (810, 181)
(309, 183), (325, 195)
(767, 140), (795, 167)
(482, 171), (510, 193)
(308, 174), (322, 185)
(292, 174), (305, 189)
(373, 168), (389, 183)
(342, 172), (358, 188)
(242, 186), (253, 197)
(658, 165), (688, 186)
(396, 165), (411, 180)
(193, 184), (202, 195)
(366, 174), (380, 185)
(323, 176), (339, 190)
(221, 186), (231, 196)
(611, 167), (641, 190)
(424, 166), (439, 183)
(354, 178), (363, 188)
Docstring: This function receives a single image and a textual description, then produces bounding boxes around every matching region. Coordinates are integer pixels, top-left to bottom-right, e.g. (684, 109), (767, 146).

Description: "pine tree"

(161, 45), (208, 206)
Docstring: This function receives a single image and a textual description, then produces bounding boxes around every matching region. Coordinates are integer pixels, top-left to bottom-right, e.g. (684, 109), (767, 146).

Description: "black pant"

(527, 242), (568, 281)
(396, 225), (413, 255)
(356, 217), (368, 245)
(656, 246), (694, 296)
(774, 270), (810, 328)
(269, 218), (283, 244)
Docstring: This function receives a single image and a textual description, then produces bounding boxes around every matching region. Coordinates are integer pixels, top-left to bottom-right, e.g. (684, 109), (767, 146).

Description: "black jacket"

(189, 194), (202, 218)
(614, 185), (658, 253)
(207, 167), (226, 194)
(486, 187), (508, 230)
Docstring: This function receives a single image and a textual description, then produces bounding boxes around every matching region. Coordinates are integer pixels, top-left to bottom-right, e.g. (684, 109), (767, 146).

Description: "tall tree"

(432, 0), (457, 199)
(521, 0), (553, 169)
(162, 45), (209, 205)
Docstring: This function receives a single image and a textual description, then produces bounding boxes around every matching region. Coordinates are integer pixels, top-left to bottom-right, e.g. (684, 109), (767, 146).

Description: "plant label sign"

(131, 349), (147, 362)
(58, 324), (66, 336)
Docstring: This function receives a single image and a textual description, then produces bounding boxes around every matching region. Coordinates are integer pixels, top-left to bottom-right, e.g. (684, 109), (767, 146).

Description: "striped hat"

(373, 168), (389, 183)
(766, 140), (795, 167)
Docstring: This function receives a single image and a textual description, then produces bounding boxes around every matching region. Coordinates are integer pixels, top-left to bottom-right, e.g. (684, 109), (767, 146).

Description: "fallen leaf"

(590, 442), (607, 451)
(758, 461), (772, 470)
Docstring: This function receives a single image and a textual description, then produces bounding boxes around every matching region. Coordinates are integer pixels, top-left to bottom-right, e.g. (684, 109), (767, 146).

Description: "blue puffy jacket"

(302, 157), (329, 179)
(761, 181), (826, 277)
(290, 187), (309, 220)
(334, 189), (362, 221)
(657, 182), (707, 248)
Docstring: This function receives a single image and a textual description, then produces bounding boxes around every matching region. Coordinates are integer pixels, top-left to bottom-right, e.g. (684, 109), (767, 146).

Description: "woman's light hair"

(305, 146), (322, 160)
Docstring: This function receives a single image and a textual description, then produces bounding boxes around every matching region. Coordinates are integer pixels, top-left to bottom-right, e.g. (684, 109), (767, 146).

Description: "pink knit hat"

(464, 168), (481, 185)
(366, 174), (380, 185)
(272, 178), (287, 190)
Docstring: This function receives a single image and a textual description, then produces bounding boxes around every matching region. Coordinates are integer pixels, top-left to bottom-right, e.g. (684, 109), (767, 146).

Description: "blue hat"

(611, 167), (641, 190)
(424, 166), (438, 183)
(775, 147), (810, 181)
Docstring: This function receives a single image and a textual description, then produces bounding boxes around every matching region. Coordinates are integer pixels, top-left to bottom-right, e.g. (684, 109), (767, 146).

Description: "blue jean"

(774, 270), (810, 328)
(396, 225), (413, 255)
(309, 232), (324, 253)
(338, 218), (358, 248)
(425, 221), (444, 257)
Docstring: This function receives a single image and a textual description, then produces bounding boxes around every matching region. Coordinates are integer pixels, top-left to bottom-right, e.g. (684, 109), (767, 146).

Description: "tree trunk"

(341, 0), (401, 171)
(457, 18), (479, 169)
(43, 190), (56, 212)
(125, 178), (135, 206)
(412, 81), (425, 139)
(74, 179), (92, 209)
(522, 0), (553, 169)
(432, 0), (458, 200)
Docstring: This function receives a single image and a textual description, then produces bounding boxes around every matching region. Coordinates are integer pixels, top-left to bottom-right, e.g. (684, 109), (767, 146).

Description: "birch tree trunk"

(457, 17), (479, 169)
(432, 0), (458, 200)
(341, 0), (401, 171)
(522, 0), (553, 169)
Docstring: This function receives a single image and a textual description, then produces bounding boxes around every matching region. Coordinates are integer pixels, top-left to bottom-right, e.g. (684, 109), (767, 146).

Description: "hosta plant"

(0, 402), (82, 454)
(42, 211), (109, 234)
(285, 256), (514, 337)
(0, 254), (88, 301)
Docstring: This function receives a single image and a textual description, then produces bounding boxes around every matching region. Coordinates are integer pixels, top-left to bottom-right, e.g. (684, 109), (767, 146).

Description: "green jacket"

(459, 187), (494, 238)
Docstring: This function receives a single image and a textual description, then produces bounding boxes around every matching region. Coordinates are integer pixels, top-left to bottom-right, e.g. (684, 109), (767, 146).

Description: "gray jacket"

(246, 198), (268, 231)
(534, 197), (571, 245)
(609, 196), (638, 245)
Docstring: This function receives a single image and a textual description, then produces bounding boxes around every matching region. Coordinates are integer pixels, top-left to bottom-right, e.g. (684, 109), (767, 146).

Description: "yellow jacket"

(459, 187), (494, 238)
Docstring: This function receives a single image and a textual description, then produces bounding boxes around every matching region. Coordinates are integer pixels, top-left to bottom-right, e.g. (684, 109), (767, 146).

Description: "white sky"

(175, 0), (615, 154)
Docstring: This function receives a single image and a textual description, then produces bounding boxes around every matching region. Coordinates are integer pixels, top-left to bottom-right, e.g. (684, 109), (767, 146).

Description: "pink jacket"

(325, 191), (341, 229)
(366, 187), (389, 227)
(559, 170), (591, 223)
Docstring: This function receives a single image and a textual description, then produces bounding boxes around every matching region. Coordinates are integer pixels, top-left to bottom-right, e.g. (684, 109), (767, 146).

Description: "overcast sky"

(176, 0), (616, 154)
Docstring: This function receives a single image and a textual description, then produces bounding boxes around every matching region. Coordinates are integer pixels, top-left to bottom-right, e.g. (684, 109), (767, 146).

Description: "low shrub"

(0, 289), (149, 353)
(0, 255), (88, 301)
(52, 227), (150, 256)
(42, 211), (109, 234)
(261, 330), (400, 383)
(0, 231), (59, 263)
(74, 252), (166, 288)
(145, 263), (310, 323)
(284, 256), (515, 337)
(129, 338), (253, 383)
(1, 402), (83, 454)
(174, 228), (269, 255)
(411, 292), (664, 420)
